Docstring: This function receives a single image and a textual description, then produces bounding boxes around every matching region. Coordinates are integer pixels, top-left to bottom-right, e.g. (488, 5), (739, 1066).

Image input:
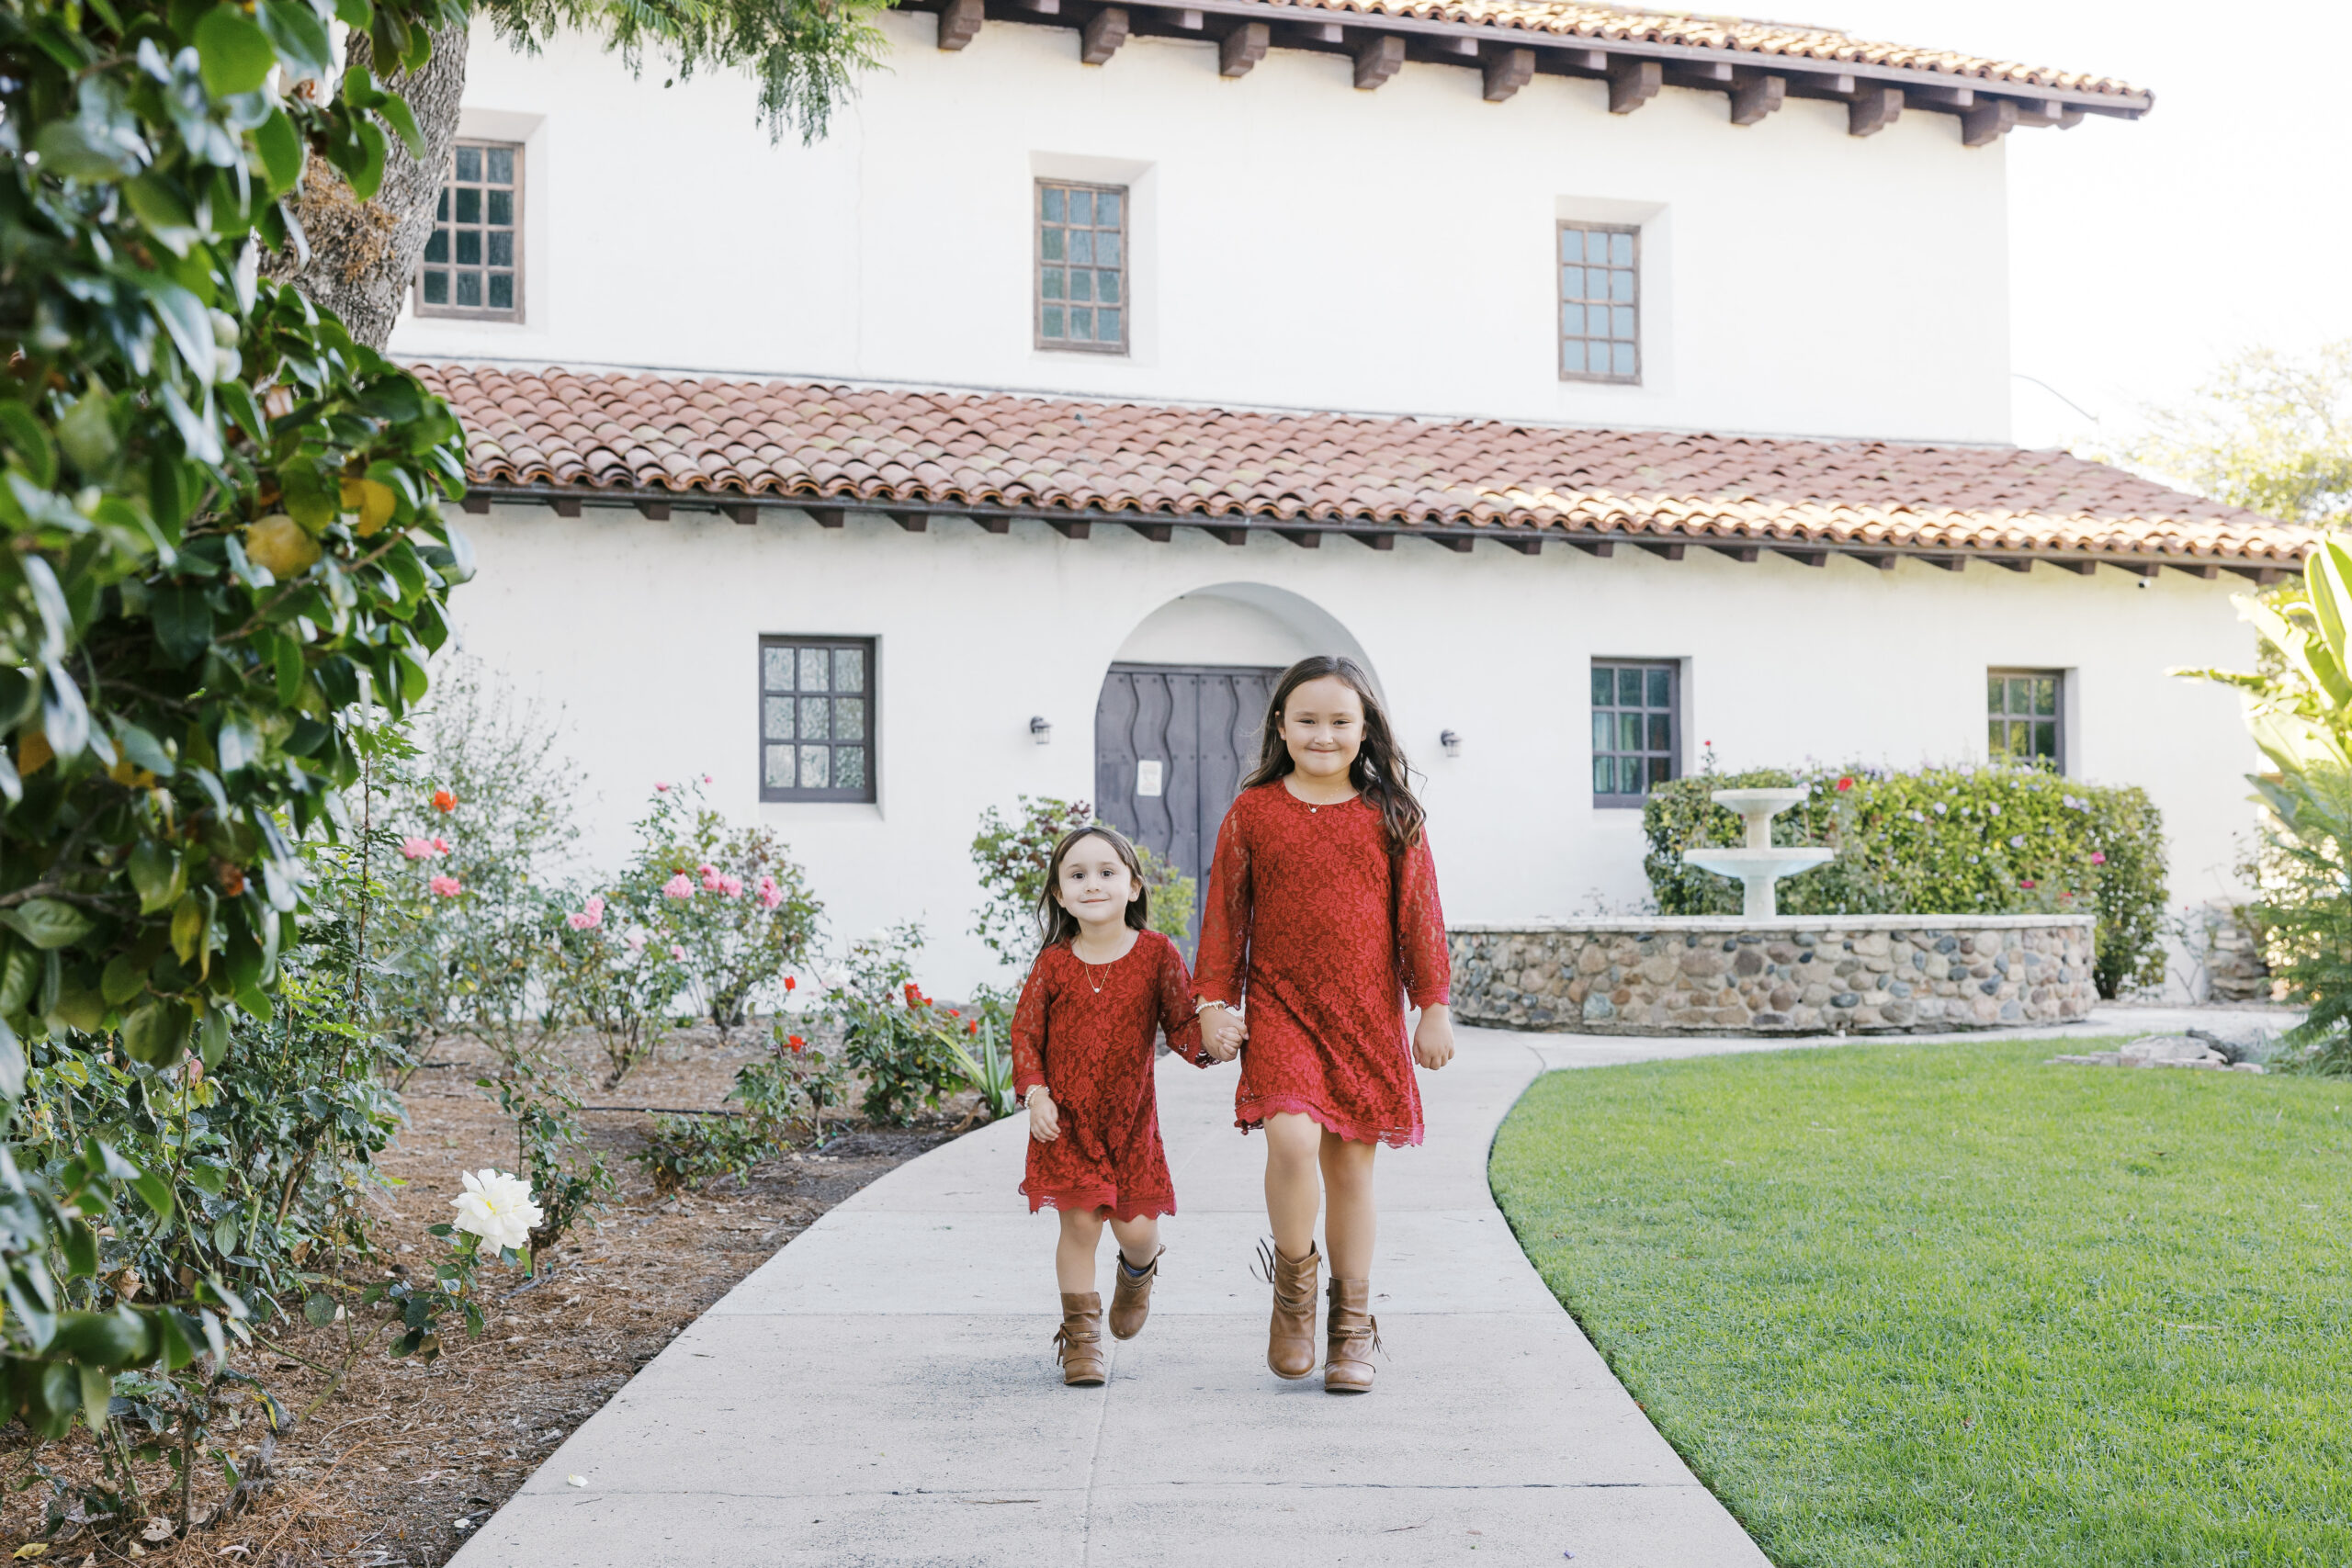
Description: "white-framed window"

(760, 637), (876, 803)
(417, 141), (522, 321)
(1560, 222), (1639, 385)
(1036, 181), (1127, 354)
(1592, 660), (1679, 807)
(1988, 669), (2064, 771)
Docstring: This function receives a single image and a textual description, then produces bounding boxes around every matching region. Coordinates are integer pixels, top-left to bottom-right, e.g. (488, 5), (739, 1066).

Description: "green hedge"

(1643, 764), (2167, 998)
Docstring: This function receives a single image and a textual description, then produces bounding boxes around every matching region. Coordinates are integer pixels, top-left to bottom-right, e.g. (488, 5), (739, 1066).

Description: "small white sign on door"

(1136, 760), (1165, 797)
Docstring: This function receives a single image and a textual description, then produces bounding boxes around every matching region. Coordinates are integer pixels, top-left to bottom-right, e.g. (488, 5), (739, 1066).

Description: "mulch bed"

(0, 1025), (981, 1566)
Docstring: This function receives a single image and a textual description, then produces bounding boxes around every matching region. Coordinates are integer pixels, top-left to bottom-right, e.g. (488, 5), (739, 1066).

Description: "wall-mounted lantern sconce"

(1030, 716), (1053, 746)
(1440, 729), (1462, 759)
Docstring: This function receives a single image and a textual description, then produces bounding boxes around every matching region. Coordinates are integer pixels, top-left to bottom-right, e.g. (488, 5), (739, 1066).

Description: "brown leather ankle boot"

(1055, 1292), (1106, 1386)
(1108, 1247), (1163, 1341)
(1324, 1278), (1380, 1393)
(1259, 1240), (1320, 1380)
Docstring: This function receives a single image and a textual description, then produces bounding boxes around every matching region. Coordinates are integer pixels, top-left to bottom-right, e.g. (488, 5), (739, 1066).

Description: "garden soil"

(0, 1025), (977, 1567)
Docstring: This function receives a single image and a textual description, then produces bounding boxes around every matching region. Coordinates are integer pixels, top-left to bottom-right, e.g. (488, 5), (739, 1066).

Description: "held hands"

(1026, 1089), (1060, 1142)
(1412, 1004), (1456, 1071)
(1198, 1003), (1247, 1063)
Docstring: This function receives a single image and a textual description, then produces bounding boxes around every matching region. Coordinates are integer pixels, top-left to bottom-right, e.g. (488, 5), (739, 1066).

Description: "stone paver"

(452, 1003), (2281, 1567)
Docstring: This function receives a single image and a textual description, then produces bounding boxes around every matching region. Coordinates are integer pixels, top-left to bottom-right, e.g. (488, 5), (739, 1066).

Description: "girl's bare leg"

(1318, 1132), (1378, 1280)
(1262, 1111), (1324, 1259)
(1107, 1213), (1161, 1269)
(1056, 1207), (1106, 1293)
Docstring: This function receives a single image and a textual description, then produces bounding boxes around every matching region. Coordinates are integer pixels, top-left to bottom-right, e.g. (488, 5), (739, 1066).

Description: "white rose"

(450, 1168), (543, 1253)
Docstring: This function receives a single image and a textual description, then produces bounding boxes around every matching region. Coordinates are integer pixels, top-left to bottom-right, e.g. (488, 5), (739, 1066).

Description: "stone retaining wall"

(1449, 916), (2098, 1034)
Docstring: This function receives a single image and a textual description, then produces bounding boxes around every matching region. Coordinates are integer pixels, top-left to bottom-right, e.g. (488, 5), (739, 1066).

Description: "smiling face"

(1052, 832), (1142, 932)
(1277, 674), (1365, 784)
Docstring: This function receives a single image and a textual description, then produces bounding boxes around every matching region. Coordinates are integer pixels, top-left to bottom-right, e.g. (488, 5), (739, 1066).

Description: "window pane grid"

(1987, 669), (2063, 767)
(1592, 660), (1677, 805)
(760, 637), (876, 802)
(1559, 223), (1639, 385)
(1037, 181), (1127, 355)
(418, 140), (521, 322)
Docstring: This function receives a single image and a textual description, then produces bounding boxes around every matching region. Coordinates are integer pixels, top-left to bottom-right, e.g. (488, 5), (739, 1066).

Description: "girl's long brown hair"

(1033, 823), (1153, 952)
(1241, 656), (1425, 855)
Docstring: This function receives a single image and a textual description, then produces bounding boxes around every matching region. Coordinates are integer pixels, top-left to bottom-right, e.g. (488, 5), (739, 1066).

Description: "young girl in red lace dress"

(1012, 823), (1221, 1386)
(1193, 656), (1453, 1394)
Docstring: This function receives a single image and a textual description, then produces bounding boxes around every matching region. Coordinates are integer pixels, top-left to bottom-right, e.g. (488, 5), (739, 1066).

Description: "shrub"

(635, 1028), (849, 1192)
(625, 778), (822, 1035)
(1643, 762), (2168, 997)
(820, 924), (968, 1125)
(971, 795), (1197, 965)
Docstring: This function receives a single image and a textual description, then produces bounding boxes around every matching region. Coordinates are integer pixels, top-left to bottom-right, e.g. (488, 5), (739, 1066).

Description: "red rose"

(784, 976), (797, 991)
(967, 1021), (979, 1036)
(786, 1034), (807, 1054)
(1836, 776), (1854, 793)
(2020, 879), (2036, 889)
(431, 788), (457, 812)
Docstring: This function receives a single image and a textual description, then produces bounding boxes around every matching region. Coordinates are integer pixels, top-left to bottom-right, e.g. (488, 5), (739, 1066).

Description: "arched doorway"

(1092, 586), (1379, 942)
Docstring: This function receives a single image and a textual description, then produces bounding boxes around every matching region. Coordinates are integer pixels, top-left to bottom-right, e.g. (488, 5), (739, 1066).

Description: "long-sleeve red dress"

(1011, 930), (1211, 1220)
(1193, 781), (1451, 1148)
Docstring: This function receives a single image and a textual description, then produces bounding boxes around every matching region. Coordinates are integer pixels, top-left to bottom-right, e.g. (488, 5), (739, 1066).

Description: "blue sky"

(1829, 0), (2350, 452)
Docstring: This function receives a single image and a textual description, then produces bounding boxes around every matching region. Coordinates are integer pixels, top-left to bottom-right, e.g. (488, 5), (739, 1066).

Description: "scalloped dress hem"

(1234, 1093), (1424, 1150)
(1022, 1181), (1178, 1222)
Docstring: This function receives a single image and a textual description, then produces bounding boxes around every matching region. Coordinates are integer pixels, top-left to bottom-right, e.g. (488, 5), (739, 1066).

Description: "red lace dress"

(1193, 782), (1451, 1147)
(1011, 931), (1211, 1220)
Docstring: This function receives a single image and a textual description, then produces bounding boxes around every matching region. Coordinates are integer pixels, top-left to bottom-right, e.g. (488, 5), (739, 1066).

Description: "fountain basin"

(1448, 914), (2096, 1036)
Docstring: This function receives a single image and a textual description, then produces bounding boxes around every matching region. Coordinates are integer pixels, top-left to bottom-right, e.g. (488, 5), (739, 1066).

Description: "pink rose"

(431, 837), (449, 856)
(400, 837), (435, 861)
(669, 943), (687, 961)
(428, 874), (462, 897)
(566, 912), (593, 931)
(662, 873), (694, 900)
(2089, 851), (2107, 865)
(654, 781), (671, 792)
(701, 773), (713, 784)
(757, 875), (783, 909)
(698, 863), (723, 891)
(585, 894), (605, 919)
(719, 874), (744, 897)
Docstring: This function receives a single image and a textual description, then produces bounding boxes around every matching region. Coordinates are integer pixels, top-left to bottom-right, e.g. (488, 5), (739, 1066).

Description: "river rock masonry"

(1448, 915), (2097, 1035)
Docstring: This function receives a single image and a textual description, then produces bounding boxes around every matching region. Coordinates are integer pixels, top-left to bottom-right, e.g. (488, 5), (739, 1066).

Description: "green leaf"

(129, 1168), (175, 1223)
(197, 1005), (230, 1069)
(257, 0), (334, 81)
(145, 282), (218, 387)
(116, 720), (176, 778)
(51, 1310), (152, 1369)
(375, 94), (426, 159)
(195, 6), (276, 96)
(79, 1365), (112, 1435)
(273, 632), (302, 705)
(0, 401), (59, 489)
(303, 1292), (336, 1327)
(251, 109), (305, 197)
(170, 892), (205, 964)
(121, 998), (189, 1066)
(2311, 538), (2352, 680)
(55, 389), (119, 476)
(31, 120), (141, 182)
(347, 118), (389, 202)
(0, 899), (95, 951)
(99, 954), (145, 1006)
(123, 175), (202, 257)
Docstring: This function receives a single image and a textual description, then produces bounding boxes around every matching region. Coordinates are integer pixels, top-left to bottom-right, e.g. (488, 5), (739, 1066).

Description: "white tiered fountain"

(1680, 788), (1835, 919)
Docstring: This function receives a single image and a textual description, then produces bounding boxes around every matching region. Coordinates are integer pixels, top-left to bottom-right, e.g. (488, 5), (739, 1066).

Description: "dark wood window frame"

(1591, 659), (1679, 808)
(1559, 221), (1641, 386)
(1035, 179), (1129, 355)
(759, 636), (877, 804)
(416, 139), (524, 322)
(1987, 667), (2064, 772)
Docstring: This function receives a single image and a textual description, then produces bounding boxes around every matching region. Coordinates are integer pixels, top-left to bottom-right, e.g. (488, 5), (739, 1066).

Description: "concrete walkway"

(453, 1004), (2283, 1567)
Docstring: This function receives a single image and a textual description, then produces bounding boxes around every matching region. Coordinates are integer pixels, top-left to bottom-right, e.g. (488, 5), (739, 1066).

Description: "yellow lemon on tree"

(243, 513), (321, 579)
(342, 475), (399, 536)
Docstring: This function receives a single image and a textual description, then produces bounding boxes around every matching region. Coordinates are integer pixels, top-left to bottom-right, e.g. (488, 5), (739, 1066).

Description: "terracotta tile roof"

(1260, 2), (2143, 99)
(418, 366), (2302, 565)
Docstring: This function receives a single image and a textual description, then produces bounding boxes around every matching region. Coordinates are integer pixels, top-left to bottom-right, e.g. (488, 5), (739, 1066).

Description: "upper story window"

(418, 141), (522, 322)
(1989, 669), (2063, 770)
(1592, 660), (1678, 807)
(761, 637), (876, 803)
(1560, 223), (1638, 384)
(1036, 181), (1126, 355)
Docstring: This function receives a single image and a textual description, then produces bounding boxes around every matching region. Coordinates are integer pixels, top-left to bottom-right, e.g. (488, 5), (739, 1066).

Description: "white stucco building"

(390, 1), (2306, 995)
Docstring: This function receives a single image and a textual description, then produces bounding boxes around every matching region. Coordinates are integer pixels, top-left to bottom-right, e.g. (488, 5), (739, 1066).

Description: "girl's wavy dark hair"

(1033, 822), (1152, 952)
(1241, 656), (1424, 855)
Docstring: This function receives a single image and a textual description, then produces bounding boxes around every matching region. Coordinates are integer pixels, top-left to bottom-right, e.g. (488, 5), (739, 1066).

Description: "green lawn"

(1489, 1038), (2352, 1568)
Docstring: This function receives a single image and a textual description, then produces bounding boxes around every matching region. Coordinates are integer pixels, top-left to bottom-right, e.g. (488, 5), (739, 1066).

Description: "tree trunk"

(263, 25), (469, 351)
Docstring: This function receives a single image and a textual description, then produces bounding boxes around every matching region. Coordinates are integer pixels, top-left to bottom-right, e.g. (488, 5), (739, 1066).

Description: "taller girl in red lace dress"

(1194, 656), (1454, 1395)
(1012, 823), (1217, 1387)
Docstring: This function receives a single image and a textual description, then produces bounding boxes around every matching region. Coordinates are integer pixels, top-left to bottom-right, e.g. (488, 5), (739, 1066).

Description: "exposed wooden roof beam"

(1429, 534), (1473, 553)
(887, 511), (926, 532)
(1047, 518), (1091, 539)
(1353, 530), (1396, 550)
(937, 0), (982, 50)
(1848, 85), (1903, 137)
(1989, 556), (2032, 572)
(1279, 527), (1323, 547)
(1016, 0), (1058, 13)
(1496, 536), (1543, 556)
(1729, 71), (1785, 126)
(1568, 538), (1614, 558)
(2168, 560), (2222, 580)
(1483, 47), (1533, 103)
(973, 514), (1012, 535)
(1288, 18), (1342, 44)
(1608, 56), (1661, 114)
(1906, 83), (1974, 110)
(1634, 540), (1684, 559)
(460, 494), (491, 514)
(551, 497), (582, 518)
(1707, 543), (1760, 562)
(1125, 520), (1174, 542)
(803, 505), (845, 528)
(1080, 6), (1128, 62)
(2056, 558), (2098, 575)
(1772, 547), (1826, 568)
(1353, 34), (1403, 89)
(1962, 97), (2019, 147)
(1219, 19), (1268, 74)
(725, 502), (758, 525)
(636, 498), (672, 521)
(1206, 525), (1250, 545)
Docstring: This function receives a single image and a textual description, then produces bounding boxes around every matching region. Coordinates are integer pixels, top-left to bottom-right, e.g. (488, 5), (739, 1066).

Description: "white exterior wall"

(389, 15), (2012, 444)
(446, 508), (2261, 996)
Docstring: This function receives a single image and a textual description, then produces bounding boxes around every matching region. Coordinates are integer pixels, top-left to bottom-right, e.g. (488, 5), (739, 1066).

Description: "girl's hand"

(1200, 1006), (1246, 1063)
(1028, 1090), (1059, 1142)
(1412, 1005), (1456, 1071)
